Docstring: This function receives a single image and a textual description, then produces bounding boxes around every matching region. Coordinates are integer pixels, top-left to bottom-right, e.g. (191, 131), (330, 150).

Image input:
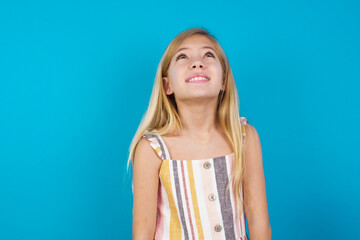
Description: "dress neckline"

(168, 152), (234, 161)
(157, 134), (234, 161)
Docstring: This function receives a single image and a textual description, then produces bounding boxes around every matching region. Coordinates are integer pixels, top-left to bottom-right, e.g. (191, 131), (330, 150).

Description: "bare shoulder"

(133, 137), (163, 170)
(243, 123), (262, 154)
(132, 137), (163, 238)
(243, 123), (263, 179)
(242, 122), (271, 234)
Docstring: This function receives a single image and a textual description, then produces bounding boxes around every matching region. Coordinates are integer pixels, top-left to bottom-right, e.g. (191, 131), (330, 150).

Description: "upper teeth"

(188, 77), (208, 82)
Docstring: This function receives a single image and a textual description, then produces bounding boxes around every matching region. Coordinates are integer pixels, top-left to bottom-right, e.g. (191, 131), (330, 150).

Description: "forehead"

(176, 34), (215, 50)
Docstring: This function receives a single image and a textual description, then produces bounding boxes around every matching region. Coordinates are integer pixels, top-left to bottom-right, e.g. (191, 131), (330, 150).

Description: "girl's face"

(163, 34), (225, 103)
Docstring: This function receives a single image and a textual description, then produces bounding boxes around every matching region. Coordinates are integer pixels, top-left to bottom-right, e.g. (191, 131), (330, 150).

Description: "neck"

(176, 98), (220, 140)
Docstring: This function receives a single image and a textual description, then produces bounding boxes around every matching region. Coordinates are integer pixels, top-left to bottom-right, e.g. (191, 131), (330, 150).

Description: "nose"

(191, 60), (204, 69)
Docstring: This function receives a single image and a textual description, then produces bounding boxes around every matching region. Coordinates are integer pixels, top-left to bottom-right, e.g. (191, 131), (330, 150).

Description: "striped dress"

(141, 117), (249, 240)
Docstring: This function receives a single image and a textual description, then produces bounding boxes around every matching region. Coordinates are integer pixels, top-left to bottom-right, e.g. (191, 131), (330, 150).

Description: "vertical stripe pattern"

(141, 116), (248, 239)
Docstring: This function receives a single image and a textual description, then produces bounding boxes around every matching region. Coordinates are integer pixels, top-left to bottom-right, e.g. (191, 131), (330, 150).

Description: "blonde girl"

(128, 28), (271, 240)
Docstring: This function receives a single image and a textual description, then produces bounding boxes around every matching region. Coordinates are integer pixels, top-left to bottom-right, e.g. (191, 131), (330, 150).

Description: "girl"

(128, 28), (271, 240)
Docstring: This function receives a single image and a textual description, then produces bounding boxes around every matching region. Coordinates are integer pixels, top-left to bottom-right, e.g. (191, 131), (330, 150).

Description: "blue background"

(1, 0), (359, 239)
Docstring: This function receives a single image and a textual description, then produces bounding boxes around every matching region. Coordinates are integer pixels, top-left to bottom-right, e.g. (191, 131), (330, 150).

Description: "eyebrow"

(174, 46), (215, 55)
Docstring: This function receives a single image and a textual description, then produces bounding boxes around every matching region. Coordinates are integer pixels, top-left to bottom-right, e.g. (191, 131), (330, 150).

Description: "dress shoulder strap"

(240, 116), (248, 142)
(141, 131), (171, 161)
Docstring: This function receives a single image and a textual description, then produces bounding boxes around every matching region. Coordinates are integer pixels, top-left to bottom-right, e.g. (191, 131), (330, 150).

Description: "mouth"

(185, 73), (210, 83)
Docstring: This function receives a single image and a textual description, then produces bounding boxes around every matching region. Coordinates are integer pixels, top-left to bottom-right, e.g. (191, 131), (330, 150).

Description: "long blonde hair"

(127, 27), (250, 218)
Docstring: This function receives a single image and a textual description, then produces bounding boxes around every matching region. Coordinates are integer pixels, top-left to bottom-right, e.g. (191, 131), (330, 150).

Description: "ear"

(163, 77), (173, 95)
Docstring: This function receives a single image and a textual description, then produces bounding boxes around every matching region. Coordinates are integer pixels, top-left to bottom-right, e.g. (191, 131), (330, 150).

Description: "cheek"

(169, 68), (185, 86)
(168, 76), (181, 90)
(209, 63), (223, 77)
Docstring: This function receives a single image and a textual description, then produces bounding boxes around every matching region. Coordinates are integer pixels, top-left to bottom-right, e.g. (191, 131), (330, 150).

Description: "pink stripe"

(180, 160), (195, 238)
(229, 154), (242, 237)
(155, 181), (164, 239)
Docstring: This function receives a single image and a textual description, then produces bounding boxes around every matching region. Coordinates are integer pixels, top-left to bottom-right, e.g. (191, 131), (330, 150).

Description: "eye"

(205, 51), (215, 58)
(176, 53), (186, 61)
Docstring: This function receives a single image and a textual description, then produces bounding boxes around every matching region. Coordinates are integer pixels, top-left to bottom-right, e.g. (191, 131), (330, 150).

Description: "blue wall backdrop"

(0, 0), (359, 239)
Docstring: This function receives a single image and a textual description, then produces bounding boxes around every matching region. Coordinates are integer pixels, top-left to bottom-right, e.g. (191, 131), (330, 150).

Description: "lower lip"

(186, 80), (209, 83)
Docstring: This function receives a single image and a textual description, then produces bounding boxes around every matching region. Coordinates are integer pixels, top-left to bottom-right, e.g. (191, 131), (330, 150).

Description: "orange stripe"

(159, 160), (182, 239)
(187, 160), (205, 240)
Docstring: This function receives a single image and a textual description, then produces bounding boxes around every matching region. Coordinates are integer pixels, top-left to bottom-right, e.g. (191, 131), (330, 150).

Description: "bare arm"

(132, 137), (163, 240)
(243, 123), (271, 239)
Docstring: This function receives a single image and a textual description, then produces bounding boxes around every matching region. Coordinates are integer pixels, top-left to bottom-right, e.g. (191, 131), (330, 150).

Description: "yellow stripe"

(155, 146), (162, 157)
(187, 160), (204, 240)
(159, 160), (182, 239)
(241, 124), (246, 134)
